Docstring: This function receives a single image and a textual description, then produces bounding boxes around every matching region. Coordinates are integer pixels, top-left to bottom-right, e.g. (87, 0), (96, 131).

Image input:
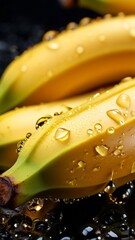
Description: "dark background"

(0, 0), (99, 76)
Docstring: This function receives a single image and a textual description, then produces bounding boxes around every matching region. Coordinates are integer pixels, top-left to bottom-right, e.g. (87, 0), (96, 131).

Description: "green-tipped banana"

(0, 91), (96, 171)
(2, 15), (135, 113)
(1, 79), (135, 207)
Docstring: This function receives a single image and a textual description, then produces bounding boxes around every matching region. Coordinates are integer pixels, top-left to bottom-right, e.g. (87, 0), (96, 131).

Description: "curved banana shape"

(0, 91), (96, 171)
(1, 79), (135, 207)
(1, 15), (135, 113)
(76, 0), (135, 15)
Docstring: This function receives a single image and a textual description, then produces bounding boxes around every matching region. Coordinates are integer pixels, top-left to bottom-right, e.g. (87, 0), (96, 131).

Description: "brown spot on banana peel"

(1, 80), (135, 207)
(2, 15), (135, 112)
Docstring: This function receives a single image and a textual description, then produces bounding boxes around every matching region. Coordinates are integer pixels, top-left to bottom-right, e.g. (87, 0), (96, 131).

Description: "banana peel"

(1, 79), (135, 207)
(0, 91), (97, 171)
(1, 15), (135, 113)
(77, 0), (135, 15)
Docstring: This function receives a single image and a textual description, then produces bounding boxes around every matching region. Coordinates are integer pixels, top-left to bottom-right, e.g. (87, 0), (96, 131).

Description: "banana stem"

(0, 177), (13, 206)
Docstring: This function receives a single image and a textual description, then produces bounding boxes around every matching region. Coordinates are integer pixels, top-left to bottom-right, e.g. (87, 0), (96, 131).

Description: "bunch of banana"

(1, 15), (135, 113)
(59, 0), (135, 15)
(0, 91), (99, 171)
(0, 79), (135, 207)
(1, 14), (135, 208)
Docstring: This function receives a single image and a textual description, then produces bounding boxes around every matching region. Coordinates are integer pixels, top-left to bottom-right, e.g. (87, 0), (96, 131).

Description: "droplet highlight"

(55, 127), (70, 142)
(48, 42), (59, 50)
(35, 115), (52, 129)
(94, 123), (103, 133)
(42, 30), (58, 41)
(95, 145), (109, 157)
(116, 93), (131, 109)
(87, 128), (93, 136)
(107, 127), (115, 134)
(27, 198), (44, 212)
(104, 181), (116, 194)
(76, 45), (84, 55)
(107, 109), (125, 125)
(77, 160), (86, 168)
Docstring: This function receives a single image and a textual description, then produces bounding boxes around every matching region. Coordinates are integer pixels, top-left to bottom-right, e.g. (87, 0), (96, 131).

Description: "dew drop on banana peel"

(107, 109), (125, 125)
(48, 42), (59, 50)
(95, 145), (109, 157)
(107, 127), (115, 134)
(116, 94), (131, 109)
(94, 123), (103, 133)
(27, 198), (44, 212)
(87, 128), (93, 136)
(130, 28), (135, 38)
(42, 30), (58, 41)
(35, 115), (52, 129)
(54, 127), (70, 142)
(104, 181), (116, 194)
(21, 65), (28, 72)
(77, 160), (86, 168)
(76, 45), (84, 55)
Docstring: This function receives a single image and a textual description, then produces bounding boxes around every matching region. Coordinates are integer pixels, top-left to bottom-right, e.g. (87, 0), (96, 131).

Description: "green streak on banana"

(1, 79), (135, 207)
(77, 0), (135, 15)
(0, 91), (95, 171)
(1, 15), (135, 113)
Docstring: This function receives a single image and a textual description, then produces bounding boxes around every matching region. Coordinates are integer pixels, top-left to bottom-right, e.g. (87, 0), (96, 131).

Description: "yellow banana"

(1, 79), (135, 207)
(0, 91), (96, 171)
(1, 15), (135, 113)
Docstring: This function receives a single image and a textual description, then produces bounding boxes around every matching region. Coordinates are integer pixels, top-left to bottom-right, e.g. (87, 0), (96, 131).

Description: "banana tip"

(0, 177), (13, 206)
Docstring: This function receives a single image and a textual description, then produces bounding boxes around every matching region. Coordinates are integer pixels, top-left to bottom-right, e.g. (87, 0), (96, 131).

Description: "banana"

(0, 91), (96, 171)
(75, 0), (135, 15)
(1, 15), (135, 113)
(0, 79), (135, 207)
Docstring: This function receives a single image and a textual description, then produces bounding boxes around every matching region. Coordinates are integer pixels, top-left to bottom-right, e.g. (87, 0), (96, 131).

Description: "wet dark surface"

(0, 1), (135, 239)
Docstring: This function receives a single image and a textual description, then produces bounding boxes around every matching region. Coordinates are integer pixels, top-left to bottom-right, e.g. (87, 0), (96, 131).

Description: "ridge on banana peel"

(2, 15), (135, 113)
(0, 91), (97, 171)
(60, 0), (135, 15)
(0, 79), (135, 207)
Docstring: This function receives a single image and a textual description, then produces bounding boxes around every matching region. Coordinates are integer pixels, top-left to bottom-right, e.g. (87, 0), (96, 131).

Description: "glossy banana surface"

(1, 79), (135, 207)
(0, 92), (95, 171)
(1, 15), (135, 113)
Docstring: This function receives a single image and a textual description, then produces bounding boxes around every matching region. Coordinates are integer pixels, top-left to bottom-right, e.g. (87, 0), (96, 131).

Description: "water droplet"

(104, 181), (116, 194)
(42, 30), (58, 41)
(130, 28), (135, 38)
(76, 45), (84, 54)
(78, 160), (86, 168)
(116, 93), (131, 109)
(107, 109), (125, 125)
(87, 128), (93, 136)
(55, 127), (70, 142)
(67, 179), (77, 186)
(107, 127), (115, 134)
(54, 111), (63, 116)
(99, 34), (106, 42)
(16, 139), (25, 154)
(66, 22), (78, 30)
(27, 198), (44, 212)
(79, 17), (91, 26)
(92, 166), (101, 172)
(21, 65), (28, 72)
(35, 115), (52, 129)
(26, 132), (32, 139)
(48, 42), (59, 50)
(94, 123), (103, 133)
(131, 162), (135, 173)
(121, 76), (132, 82)
(95, 145), (109, 157)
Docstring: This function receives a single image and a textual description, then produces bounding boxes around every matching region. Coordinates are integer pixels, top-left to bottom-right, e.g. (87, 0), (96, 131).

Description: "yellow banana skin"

(0, 92), (95, 171)
(1, 15), (135, 113)
(1, 79), (135, 207)
(77, 0), (135, 15)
